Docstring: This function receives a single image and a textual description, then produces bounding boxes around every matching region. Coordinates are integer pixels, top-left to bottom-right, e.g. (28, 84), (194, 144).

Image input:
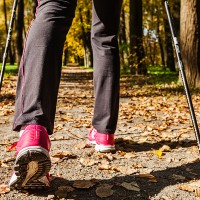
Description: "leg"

(9, 0), (77, 190)
(91, 0), (122, 134)
(13, 0), (77, 135)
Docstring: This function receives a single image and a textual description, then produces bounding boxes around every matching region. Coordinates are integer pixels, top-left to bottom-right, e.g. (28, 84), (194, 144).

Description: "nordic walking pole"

(0, 0), (18, 92)
(164, 0), (200, 152)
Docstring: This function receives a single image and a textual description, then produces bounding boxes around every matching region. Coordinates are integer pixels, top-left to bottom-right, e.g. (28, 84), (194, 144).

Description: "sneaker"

(9, 125), (51, 190)
(88, 128), (115, 153)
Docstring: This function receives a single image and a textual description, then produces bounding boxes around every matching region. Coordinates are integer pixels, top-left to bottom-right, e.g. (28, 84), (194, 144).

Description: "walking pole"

(164, 0), (200, 152)
(0, 0), (18, 92)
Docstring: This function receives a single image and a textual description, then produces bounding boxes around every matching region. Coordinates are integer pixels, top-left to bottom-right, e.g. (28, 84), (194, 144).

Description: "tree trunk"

(78, 6), (93, 68)
(180, 0), (200, 87)
(16, 0), (24, 67)
(157, 19), (165, 68)
(119, 7), (128, 70)
(164, 18), (176, 71)
(3, 0), (15, 65)
(129, 0), (146, 75)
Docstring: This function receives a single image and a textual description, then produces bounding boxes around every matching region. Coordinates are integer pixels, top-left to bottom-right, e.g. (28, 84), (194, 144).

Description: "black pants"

(13, 0), (122, 135)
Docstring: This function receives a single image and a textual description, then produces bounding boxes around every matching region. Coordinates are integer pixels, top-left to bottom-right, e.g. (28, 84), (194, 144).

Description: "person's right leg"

(10, 0), (77, 190)
(89, 0), (122, 152)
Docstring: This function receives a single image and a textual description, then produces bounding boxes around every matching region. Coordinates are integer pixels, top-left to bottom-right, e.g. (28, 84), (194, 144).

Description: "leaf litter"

(1, 71), (200, 199)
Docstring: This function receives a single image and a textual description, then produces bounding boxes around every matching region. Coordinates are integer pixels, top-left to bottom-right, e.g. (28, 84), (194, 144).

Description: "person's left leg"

(9, 0), (77, 190)
(13, 0), (77, 135)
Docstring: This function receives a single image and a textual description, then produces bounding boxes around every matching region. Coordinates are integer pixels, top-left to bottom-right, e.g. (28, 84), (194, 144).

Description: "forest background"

(0, 0), (200, 87)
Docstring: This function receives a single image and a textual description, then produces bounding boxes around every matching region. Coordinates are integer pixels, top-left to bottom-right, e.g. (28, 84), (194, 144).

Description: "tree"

(16, 0), (24, 67)
(3, 0), (15, 65)
(180, 0), (200, 87)
(129, 0), (146, 75)
(119, 3), (129, 71)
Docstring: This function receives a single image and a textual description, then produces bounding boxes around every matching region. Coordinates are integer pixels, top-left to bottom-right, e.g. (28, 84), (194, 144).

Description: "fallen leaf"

(99, 161), (111, 170)
(171, 174), (186, 181)
(2, 157), (15, 163)
(153, 150), (163, 157)
(56, 186), (74, 194)
(55, 189), (67, 198)
(102, 154), (115, 161)
(124, 152), (135, 159)
(50, 135), (66, 141)
(132, 164), (144, 169)
(0, 184), (10, 194)
(96, 184), (113, 198)
(113, 165), (137, 175)
(121, 182), (140, 191)
(117, 151), (126, 156)
(52, 151), (76, 159)
(75, 141), (91, 149)
(1, 163), (9, 168)
(73, 180), (96, 189)
(50, 157), (60, 164)
(159, 145), (171, 152)
(47, 195), (55, 200)
(138, 174), (155, 179)
(80, 158), (97, 167)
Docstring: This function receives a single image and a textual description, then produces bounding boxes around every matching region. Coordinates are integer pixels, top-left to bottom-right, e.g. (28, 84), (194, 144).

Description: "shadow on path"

(27, 160), (200, 199)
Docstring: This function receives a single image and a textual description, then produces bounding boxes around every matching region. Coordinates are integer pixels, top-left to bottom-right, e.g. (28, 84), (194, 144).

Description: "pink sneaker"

(88, 128), (115, 152)
(9, 125), (51, 190)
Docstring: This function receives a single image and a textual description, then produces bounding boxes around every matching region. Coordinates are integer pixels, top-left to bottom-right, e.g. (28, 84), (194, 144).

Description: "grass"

(0, 63), (179, 85)
(0, 63), (18, 76)
(147, 65), (178, 85)
(120, 65), (179, 86)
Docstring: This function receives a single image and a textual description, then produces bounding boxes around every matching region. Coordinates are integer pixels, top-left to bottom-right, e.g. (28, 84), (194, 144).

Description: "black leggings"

(13, 0), (122, 135)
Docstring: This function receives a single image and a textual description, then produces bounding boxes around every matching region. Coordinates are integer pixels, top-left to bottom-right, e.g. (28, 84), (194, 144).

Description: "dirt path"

(1, 67), (200, 199)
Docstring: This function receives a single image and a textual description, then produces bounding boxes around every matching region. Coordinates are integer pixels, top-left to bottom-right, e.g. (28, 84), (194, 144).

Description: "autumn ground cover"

(0, 67), (200, 199)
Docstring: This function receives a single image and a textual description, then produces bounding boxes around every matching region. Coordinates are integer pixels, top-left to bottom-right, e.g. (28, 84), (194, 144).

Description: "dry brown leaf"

(0, 184), (10, 194)
(96, 184), (113, 198)
(138, 173), (157, 180)
(113, 165), (137, 175)
(121, 182), (140, 191)
(159, 145), (171, 152)
(124, 152), (135, 159)
(73, 180), (96, 189)
(52, 151), (76, 159)
(132, 164), (144, 169)
(138, 137), (148, 143)
(50, 135), (65, 141)
(58, 186), (74, 192)
(171, 174), (186, 181)
(55, 190), (66, 198)
(55, 185), (74, 198)
(1, 163), (9, 168)
(117, 151), (126, 156)
(75, 141), (91, 149)
(51, 157), (60, 164)
(99, 160), (111, 170)
(102, 154), (115, 161)
(2, 157), (15, 163)
(80, 158), (97, 167)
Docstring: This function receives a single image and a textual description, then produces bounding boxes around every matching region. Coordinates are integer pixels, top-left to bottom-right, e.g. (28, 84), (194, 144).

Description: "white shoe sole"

(95, 144), (116, 153)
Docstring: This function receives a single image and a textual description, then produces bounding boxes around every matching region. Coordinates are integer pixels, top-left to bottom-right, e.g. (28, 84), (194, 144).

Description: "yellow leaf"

(153, 150), (163, 157)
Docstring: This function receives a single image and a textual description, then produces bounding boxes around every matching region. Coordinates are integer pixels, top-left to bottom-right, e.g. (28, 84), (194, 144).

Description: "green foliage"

(147, 65), (178, 85)
(0, 0), (181, 74)
(0, 63), (18, 76)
